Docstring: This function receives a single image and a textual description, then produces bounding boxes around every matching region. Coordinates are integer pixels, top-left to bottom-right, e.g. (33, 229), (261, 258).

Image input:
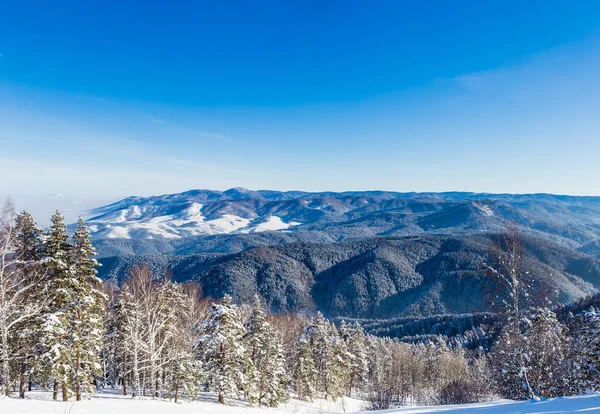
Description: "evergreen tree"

(302, 312), (347, 400)
(490, 322), (531, 400)
(526, 307), (569, 398)
(294, 333), (317, 401)
(197, 295), (252, 404)
(492, 307), (567, 400)
(329, 322), (351, 399)
(71, 217), (105, 400)
(39, 210), (77, 401)
(575, 307), (600, 391)
(0, 201), (45, 397)
(244, 296), (289, 407)
(341, 321), (368, 395)
(11, 211), (46, 398)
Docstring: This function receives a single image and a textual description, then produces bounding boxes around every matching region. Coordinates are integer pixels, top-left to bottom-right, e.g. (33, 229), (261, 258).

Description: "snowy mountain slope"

(83, 188), (600, 244)
(86, 199), (301, 239)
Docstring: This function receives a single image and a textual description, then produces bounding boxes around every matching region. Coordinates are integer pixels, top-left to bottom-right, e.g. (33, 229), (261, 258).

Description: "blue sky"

(1, 0), (600, 206)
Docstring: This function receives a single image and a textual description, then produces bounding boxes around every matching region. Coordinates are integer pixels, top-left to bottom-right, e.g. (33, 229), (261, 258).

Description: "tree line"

(2, 202), (600, 409)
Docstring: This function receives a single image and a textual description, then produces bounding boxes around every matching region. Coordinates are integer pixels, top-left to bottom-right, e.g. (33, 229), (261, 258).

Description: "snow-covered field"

(0, 390), (365, 414)
(1, 391), (600, 414)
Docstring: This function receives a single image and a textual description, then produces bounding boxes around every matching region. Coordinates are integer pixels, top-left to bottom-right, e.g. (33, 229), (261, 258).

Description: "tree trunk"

(52, 381), (58, 400)
(149, 364), (156, 399)
(218, 392), (225, 404)
(19, 375), (25, 398)
(174, 372), (180, 403)
(76, 335), (82, 401)
(1, 328), (11, 397)
(132, 348), (140, 398)
(62, 382), (68, 401)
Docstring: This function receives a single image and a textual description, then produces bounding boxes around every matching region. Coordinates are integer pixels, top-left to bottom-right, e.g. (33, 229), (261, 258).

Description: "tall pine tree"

(197, 295), (252, 404)
(71, 217), (105, 400)
(39, 210), (77, 401)
(244, 296), (289, 407)
(12, 211), (46, 398)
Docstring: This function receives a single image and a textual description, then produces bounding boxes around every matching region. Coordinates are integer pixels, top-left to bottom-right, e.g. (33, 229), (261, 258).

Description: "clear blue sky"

(1, 0), (600, 203)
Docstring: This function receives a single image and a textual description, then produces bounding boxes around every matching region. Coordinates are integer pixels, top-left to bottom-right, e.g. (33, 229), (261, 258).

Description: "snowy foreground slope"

(2, 392), (600, 414)
(0, 391), (364, 414)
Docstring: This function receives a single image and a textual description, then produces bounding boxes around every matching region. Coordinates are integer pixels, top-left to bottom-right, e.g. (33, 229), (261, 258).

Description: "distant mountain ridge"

(86, 188), (600, 248)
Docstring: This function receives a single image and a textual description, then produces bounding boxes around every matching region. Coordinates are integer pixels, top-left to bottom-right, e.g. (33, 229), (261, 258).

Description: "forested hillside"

(98, 234), (600, 319)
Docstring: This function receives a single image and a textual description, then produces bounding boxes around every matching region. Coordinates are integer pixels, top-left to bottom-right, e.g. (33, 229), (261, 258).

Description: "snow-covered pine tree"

(244, 295), (289, 407)
(71, 217), (105, 400)
(302, 312), (347, 400)
(491, 307), (568, 400)
(340, 321), (368, 395)
(575, 307), (600, 392)
(3, 210), (46, 398)
(169, 283), (204, 402)
(0, 202), (45, 396)
(101, 282), (124, 393)
(197, 295), (252, 404)
(40, 210), (77, 401)
(526, 307), (569, 398)
(293, 332), (318, 401)
(490, 322), (527, 400)
(329, 321), (351, 400)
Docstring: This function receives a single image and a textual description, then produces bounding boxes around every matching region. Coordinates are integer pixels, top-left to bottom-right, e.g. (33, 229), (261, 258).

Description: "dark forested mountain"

(90, 189), (600, 320)
(97, 234), (600, 319)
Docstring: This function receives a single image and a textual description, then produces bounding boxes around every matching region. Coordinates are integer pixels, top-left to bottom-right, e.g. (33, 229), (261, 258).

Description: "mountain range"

(89, 188), (600, 320)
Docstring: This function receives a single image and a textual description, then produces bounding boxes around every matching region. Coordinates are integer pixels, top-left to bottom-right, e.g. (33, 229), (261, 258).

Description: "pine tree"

(0, 201), (46, 397)
(341, 321), (368, 395)
(197, 295), (252, 404)
(9, 210), (46, 398)
(575, 307), (600, 392)
(101, 283), (124, 393)
(71, 217), (105, 400)
(294, 333), (318, 401)
(491, 307), (567, 400)
(39, 210), (77, 401)
(526, 307), (569, 398)
(301, 312), (347, 400)
(244, 296), (289, 407)
(329, 322), (351, 400)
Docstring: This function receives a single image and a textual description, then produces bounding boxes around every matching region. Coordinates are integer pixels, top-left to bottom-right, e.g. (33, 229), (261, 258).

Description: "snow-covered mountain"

(83, 188), (600, 243)
(85, 190), (302, 239)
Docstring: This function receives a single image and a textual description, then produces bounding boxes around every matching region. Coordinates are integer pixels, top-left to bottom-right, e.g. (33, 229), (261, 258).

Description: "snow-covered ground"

(371, 394), (600, 413)
(2, 391), (600, 414)
(0, 390), (365, 414)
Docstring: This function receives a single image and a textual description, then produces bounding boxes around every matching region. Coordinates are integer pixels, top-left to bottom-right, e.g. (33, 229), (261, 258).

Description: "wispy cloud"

(147, 116), (239, 143)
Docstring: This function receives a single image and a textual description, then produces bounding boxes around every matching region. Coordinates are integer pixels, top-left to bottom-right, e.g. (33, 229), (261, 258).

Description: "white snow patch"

(473, 202), (494, 217)
(241, 216), (301, 233)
